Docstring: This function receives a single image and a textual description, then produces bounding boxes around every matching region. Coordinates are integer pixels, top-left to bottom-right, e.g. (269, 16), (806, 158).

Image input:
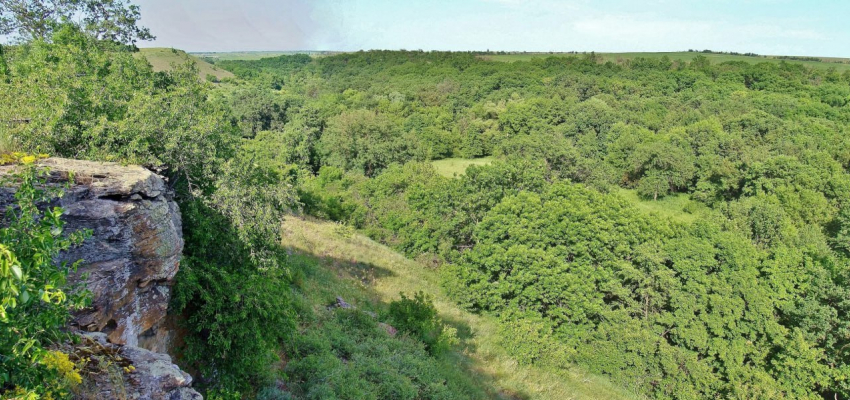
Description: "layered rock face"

(0, 158), (198, 399)
(33, 158), (184, 348)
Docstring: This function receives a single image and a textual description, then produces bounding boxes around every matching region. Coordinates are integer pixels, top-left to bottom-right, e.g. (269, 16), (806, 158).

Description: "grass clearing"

(282, 216), (637, 400)
(479, 52), (850, 71)
(136, 48), (234, 80)
(616, 188), (704, 224)
(431, 157), (494, 178)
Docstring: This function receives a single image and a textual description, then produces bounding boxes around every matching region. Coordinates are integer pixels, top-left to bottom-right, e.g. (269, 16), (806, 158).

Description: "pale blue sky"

(136, 0), (849, 57)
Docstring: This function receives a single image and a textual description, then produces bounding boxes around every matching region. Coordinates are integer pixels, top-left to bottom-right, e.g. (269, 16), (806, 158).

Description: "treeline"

(217, 50), (850, 399)
(777, 55), (825, 62)
(688, 49), (764, 57)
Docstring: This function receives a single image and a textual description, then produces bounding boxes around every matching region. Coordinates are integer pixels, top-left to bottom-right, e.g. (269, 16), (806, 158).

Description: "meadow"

(430, 157), (494, 177)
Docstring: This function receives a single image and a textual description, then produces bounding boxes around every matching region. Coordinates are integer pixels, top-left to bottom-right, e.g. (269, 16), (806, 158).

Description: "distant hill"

(136, 48), (234, 81)
(479, 51), (850, 71)
(181, 49), (850, 73)
(190, 50), (344, 62)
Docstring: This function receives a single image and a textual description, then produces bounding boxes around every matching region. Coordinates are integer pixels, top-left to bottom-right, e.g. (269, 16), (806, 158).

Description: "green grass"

(431, 157), (494, 178)
(480, 52), (850, 71)
(282, 216), (637, 400)
(616, 188), (705, 224)
(136, 48), (234, 80)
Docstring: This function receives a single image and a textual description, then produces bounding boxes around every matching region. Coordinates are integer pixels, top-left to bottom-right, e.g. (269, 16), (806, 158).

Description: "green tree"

(319, 109), (409, 177)
(0, 0), (152, 44)
(0, 26), (236, 194)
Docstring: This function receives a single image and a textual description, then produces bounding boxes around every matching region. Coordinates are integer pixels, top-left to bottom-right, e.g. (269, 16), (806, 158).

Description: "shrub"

(284, 308), (476, 400)
(387, 291), (456, 354)
(0, 160), (90, 397)
(171, 154), (299, 393)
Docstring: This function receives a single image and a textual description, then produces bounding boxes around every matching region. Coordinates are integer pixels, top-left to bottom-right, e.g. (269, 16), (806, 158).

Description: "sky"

(135, 0), (850, 57)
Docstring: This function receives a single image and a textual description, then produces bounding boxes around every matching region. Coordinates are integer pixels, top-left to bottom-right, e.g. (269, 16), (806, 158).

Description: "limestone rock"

(0, 158), (184, 349)
(78, 333), (202, 400)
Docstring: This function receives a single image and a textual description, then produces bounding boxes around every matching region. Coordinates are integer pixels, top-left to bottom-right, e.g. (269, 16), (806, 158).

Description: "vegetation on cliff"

(0, 157), (90, 397)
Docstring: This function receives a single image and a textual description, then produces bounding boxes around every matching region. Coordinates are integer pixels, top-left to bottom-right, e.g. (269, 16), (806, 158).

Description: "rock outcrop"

(0, 158), (184, 348)
(0, 158), (198, 399)
(76, 333), (201, 400)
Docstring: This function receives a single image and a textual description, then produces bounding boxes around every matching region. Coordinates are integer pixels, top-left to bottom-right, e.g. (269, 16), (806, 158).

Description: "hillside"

(281, 216), (635, 400)
(136, 47), (234, 80)
(199, 50), (850, 72)
(7, 13), (850, 398)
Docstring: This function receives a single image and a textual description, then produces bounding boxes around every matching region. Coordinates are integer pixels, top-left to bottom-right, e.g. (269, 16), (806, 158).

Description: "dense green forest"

(2, 1), (850, 399)
(214, 51), (850, 399)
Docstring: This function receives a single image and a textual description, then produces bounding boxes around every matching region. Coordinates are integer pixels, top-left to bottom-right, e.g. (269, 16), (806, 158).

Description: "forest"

(1, 1), (850, 399)
(217, 50), (850, 399)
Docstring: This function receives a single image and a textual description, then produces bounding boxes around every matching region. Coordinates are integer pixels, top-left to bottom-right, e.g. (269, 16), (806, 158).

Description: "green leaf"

(10, 264), (22, 281)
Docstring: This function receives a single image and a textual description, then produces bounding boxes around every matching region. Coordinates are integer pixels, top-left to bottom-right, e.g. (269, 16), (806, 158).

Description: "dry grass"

(281, 216), (638, 400)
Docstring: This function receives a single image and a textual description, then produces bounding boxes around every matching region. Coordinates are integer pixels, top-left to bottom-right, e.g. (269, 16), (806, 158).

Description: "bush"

(387, 291), (456, 354)
(284, 307), (476, 400)
(171, 199), (295, 392)
(0, 159), (90, 397)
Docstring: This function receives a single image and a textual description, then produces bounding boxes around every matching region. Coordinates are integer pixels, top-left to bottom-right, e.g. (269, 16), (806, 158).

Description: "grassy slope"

(282, 216), (637, 400)
(431, 157), (494, 178)
(136, 48), (234, 80)
(480, 52), (850, 71)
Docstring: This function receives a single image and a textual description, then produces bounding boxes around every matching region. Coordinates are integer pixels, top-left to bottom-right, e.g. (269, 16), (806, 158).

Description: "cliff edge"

(0, 158), (199, 400)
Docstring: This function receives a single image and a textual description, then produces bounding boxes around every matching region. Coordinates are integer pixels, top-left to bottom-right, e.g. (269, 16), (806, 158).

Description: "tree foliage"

(0, 0), (153, 44)
(219, 50), (850, 398)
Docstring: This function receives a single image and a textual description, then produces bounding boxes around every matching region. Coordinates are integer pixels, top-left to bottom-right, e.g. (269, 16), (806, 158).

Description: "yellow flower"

(20, 155), (36, 164)
(41, 350), (83, 386)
